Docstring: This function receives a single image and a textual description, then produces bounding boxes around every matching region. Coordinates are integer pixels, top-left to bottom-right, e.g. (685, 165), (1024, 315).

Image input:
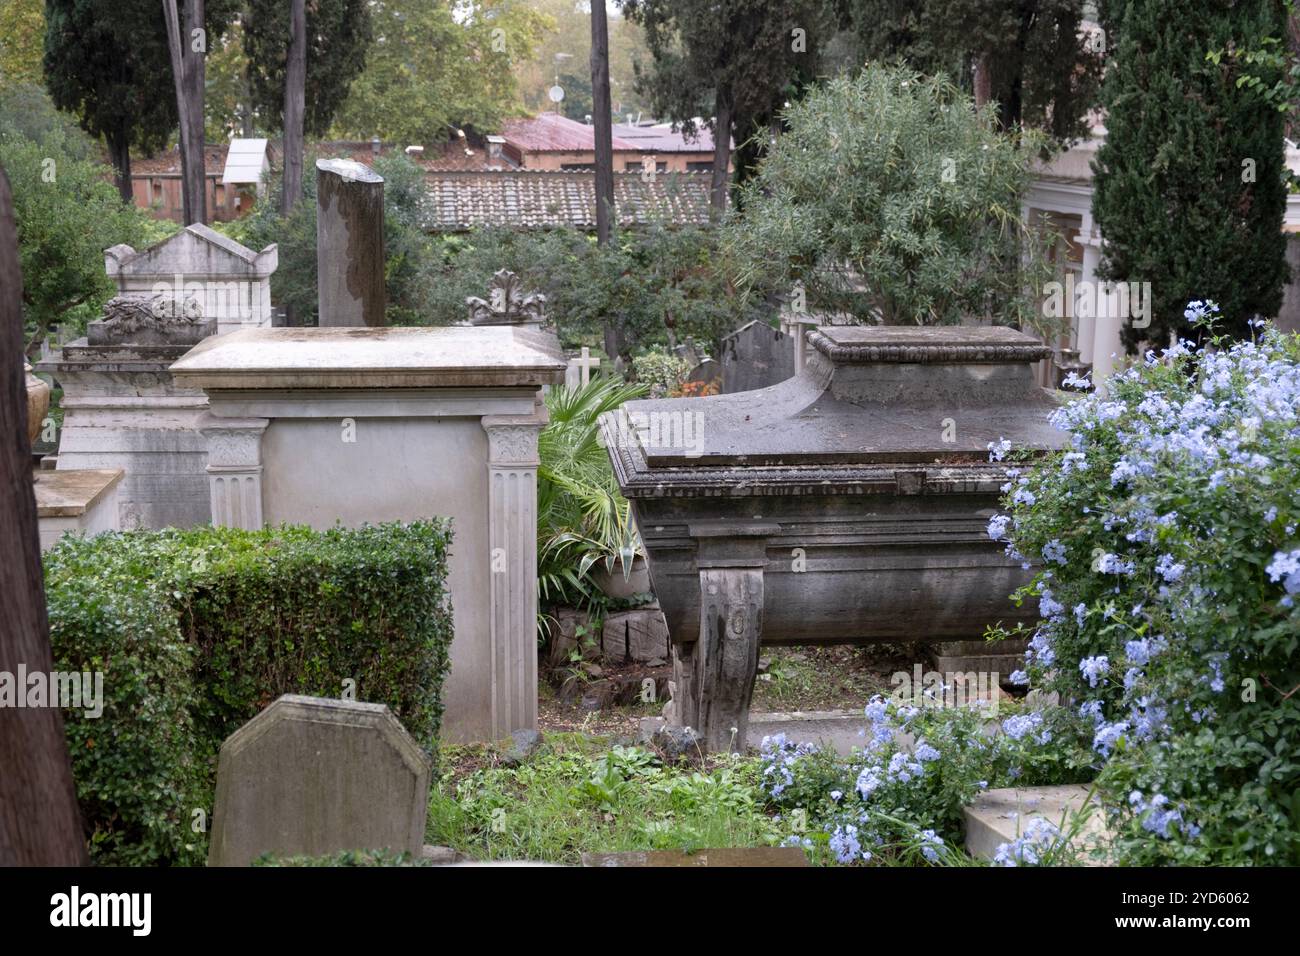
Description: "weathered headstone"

(316, 159), (386, 328)
(719, 320), (794, 394)
(685, 357), (721, 390)
(208, 695), (431, 866)
(467, 269), (546, 330)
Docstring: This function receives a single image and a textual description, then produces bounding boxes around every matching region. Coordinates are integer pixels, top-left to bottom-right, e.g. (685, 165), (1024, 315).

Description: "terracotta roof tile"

(422, 170), (713, 231)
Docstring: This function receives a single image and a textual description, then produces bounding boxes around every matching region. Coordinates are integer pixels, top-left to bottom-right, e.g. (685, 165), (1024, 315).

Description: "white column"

(482, 409), (546, 737)
(199, 414), (269, 529)
(1077, 234), (1101, 369)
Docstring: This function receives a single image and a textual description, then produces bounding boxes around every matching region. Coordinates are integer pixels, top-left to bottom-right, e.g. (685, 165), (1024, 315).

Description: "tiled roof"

(132, 144), (228, 176)
(499, 112), (639, 153)
(422, 170), (713, 231)
(611, 121), (721, 153)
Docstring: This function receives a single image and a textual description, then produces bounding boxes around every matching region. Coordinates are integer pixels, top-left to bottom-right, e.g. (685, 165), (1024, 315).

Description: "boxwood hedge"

(43, 520), (454, 866)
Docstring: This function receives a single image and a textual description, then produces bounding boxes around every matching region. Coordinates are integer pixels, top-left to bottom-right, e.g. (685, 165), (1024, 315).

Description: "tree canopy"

(332, 0), (551, 144)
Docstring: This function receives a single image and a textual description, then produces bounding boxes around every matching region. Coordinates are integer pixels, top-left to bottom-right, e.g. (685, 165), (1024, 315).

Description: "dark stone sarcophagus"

(601, 326), (1065, 749)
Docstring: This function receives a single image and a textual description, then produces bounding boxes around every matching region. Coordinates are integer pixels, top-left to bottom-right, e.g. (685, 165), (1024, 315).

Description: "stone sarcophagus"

(601, 326), (1065, 750)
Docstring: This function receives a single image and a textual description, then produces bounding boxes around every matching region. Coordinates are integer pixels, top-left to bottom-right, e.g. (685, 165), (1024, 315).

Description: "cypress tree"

(1093, 0), (1291, 347)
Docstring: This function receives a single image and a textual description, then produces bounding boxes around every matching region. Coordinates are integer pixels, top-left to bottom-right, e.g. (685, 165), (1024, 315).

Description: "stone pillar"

(671, 523), (773, 752)
(316, 159), (385, 328)
(482, 410), (546, 737)
(199, 414), (268, 529)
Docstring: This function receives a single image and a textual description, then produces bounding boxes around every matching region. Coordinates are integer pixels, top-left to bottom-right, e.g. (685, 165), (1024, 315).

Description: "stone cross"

(316, 159), (386, 328)
(564, 346), (600, 389)
(467, 270), (546, 330)
(208, 695), (431, 866)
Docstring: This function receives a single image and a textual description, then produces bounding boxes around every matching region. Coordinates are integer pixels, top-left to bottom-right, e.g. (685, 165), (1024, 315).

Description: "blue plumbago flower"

(830, 790), (843, 803)
(1001, 711), (1044, 741)
(1092, 719), (1129, 757)
(1061, 370), (1091, 390)
(988, 437), (1012, 462)
(993, 817), (1061, 866)
(1027, 628), (1056, 667)
(1123, 667), (1143, 693)
(1154, 554), (1185, 583)
(1073, 602), (1088, 627)
(856, 765), (883, 799)
(1079, 699), (1104, 725)
(987, 514), (1012, 541)
(759, 733), (818, 797)
(1183, 300), (1220, 325)
(1079, 655), (1110, 688)
(917, 829), (945, 863)
(829, 823), (862, 864)
(1041, 539), (1067, 564)
(1097, 553), (1136, 575)
(1009, 669), (1029, 685)
(914, 741), (941, 762)
(1130, 792), (1201, 840)
(1266, 548), (1300, 594)
(886, 751), (924, 784)
(1039, 590), (1065, 619)
(1264, 506), (1278, 523)
(1124, 638), (1156, 666)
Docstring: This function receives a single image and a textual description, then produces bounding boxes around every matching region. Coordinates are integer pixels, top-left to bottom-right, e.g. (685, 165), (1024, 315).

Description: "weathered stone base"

(964, 784), (1112, 865)
(929, 638), (1029, 681)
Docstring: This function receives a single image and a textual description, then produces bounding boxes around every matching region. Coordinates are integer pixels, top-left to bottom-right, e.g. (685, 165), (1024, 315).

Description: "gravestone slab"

(208, 695), (431, 866)
(686, 357), (721, 390)
(720, 320), (794, 394)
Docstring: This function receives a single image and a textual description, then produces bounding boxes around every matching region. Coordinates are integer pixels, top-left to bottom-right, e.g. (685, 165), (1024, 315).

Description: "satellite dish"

(548, 85), (565, 103)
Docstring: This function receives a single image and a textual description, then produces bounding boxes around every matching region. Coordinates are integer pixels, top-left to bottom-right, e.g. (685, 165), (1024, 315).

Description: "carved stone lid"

(170, 326), (566, 390)
(603, 325), (1065, 498)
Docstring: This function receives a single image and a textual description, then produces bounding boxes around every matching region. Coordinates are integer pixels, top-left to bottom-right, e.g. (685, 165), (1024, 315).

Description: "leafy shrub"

(631, 350), (691, 398)
(44, 521), (455, 865)
(727, 64), (1055, 332)
(993, 310), (1300, 864)
(760, 697), (1095, 865)
(413, 225), (772, 358)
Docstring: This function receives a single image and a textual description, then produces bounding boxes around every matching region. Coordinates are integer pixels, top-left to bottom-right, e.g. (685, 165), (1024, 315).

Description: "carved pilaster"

(199, 414), (269, 530)
(482, 412), (545, 737)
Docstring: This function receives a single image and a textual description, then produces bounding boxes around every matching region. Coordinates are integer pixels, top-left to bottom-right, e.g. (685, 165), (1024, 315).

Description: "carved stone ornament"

(467, 270), (547, 327)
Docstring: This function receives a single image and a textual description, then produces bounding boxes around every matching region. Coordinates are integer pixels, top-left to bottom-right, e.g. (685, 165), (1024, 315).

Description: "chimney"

(486, 135), (505, 163)
(370, 136), (381, 156)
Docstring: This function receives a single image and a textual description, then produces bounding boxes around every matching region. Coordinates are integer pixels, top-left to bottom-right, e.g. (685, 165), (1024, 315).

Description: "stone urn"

(24, 362), (50, 449)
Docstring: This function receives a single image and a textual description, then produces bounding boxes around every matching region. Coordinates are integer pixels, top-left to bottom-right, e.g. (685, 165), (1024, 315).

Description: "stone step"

(963, 784), (1112, 865)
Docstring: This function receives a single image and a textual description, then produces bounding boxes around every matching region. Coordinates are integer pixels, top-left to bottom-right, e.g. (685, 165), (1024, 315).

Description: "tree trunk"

(973, 54), (992, 109)
(0, 166), (87, 866)
(281, 0), (307, 215)
(164, 0), (207, 225)
(710, 85), (733, 217)
(590, 0), (615, 246)
(107, 129), (133, 204)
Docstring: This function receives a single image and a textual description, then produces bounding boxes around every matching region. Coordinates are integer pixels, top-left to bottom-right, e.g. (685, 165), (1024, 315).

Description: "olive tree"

(728, 65), (1055, 331)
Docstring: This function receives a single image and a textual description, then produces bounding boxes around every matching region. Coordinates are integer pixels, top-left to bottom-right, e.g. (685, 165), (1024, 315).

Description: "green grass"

(426, 734), (783, 864)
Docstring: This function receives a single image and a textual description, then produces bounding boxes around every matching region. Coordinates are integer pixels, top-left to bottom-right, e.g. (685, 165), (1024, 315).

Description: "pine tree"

(1093, 0), (1291, 346)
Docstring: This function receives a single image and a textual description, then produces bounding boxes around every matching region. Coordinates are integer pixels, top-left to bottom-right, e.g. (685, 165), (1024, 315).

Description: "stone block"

(601, 607), (671, 663)
(963, 784), (1112, 865)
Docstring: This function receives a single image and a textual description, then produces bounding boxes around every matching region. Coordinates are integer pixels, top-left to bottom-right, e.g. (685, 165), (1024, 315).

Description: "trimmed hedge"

(43, 521), (454, 866)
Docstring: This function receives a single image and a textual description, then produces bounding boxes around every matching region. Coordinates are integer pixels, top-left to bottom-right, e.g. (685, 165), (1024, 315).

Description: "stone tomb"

(106, 223), (276, 336)
(39, 295), (217, 529)
(208, 695), (431, 866)
(170, 325), (566, 742)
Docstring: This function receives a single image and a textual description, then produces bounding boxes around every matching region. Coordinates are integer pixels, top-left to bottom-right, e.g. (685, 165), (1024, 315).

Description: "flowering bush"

(760, 697), (1095, 865)
(992, 311), (1300, 864)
